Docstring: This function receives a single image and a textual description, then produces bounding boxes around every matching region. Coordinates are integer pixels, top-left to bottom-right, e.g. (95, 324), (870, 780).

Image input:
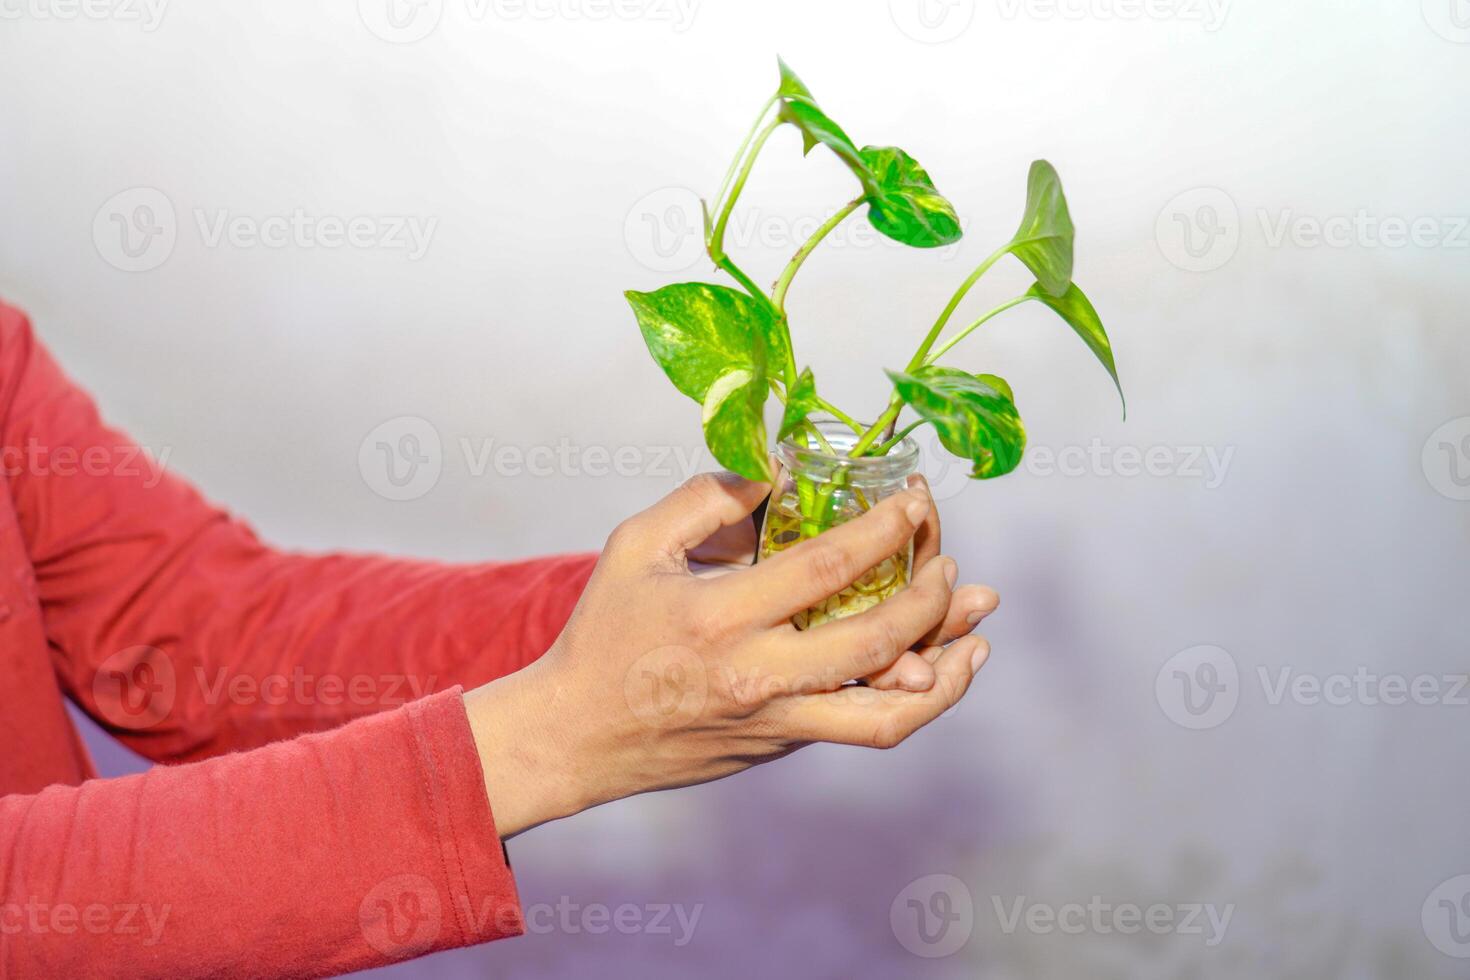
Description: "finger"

(722, 484), (931, 623)
(865, 650), (938, 692)
(782, 635), (990, 749)
(908, 474), (942, 572)
(619, 472), (770, 563)
(752, 555), (954, 687)
(921, 584), (1000, 648)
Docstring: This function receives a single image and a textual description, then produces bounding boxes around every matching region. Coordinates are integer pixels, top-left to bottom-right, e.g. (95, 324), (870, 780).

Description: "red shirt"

(0, 301), (596, 977)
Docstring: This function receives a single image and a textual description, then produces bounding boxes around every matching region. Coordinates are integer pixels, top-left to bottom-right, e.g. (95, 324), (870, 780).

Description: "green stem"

(711, 94), (778, 223)
(715, 255), (768, 305)
(709, 118), (781, 261)
(849, 392), (903, 458)
(924, 294), (1035, 365)
(875, 420), (926, 455)
(815, 397), (864, 435)
(800, 420), (836, 455)
(772, 197), (863, 311)
(905, 243), (1009, 372)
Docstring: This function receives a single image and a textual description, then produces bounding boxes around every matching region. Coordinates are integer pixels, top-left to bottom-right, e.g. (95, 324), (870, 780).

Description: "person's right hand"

(464, 472), (994, 838)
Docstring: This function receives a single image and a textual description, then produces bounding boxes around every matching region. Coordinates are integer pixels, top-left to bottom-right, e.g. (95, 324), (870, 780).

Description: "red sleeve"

(0, 686), (527, 977)
(0, 302), (596, 760)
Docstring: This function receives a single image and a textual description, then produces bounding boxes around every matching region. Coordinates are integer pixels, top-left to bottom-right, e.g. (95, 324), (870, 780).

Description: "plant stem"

(715, 254), (769, 305)
(710, 94), (778, 223)
(815, 397), (864, 435)
(849, 392), (903, 457)
(875, 420), (926, 455)
(772, 197), (863, 311)
(905, 243), (1009, 372)
(709, 118), (781, 261)
(924, 294), (1035, 365)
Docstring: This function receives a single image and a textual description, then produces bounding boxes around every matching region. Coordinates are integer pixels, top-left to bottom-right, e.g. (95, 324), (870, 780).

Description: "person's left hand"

(689, 472), (1000, 693)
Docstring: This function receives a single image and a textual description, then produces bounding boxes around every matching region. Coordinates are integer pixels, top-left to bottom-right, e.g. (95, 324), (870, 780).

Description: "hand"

(464, 473), (998, 838)
(687, 471), (1000, 691)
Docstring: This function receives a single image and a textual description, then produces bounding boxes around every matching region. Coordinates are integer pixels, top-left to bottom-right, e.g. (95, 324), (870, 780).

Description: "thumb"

(631, 472), (770, 559)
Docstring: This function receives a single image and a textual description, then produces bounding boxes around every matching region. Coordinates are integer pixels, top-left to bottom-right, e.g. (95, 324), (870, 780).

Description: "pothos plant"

(626, 59), (1123, 603)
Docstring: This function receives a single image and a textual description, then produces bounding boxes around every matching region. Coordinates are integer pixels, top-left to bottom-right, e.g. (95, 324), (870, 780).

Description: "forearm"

(0, 688), (523, 977)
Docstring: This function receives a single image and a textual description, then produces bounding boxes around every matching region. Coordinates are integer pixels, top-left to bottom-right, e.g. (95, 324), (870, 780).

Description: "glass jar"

(757, 420), (922, 630)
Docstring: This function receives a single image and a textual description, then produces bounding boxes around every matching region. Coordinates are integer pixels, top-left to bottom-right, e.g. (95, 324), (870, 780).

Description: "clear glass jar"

(757, 421), (922, 630)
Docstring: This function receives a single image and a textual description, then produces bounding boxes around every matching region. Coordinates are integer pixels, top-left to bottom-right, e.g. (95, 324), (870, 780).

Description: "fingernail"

(940, 557), (958, 588)
(965, 588), (999, 624)
(966, 609), (985, 626)
(903, 489), (929, 525)
(969, 640), (989, 674)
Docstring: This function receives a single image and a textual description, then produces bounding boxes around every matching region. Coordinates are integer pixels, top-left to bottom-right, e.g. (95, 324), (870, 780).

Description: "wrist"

(463, 662), (590, 838)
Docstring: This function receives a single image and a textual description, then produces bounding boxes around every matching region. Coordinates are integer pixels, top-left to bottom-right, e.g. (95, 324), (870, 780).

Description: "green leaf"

(778, 367), (820, 442)
(1008, 160), (1075, 297)
(1025, 282), (1125, 417)
(702, 368), (771, 481)
(777, 96), (871, 179)
(625, 283), (772, 402)
(776, 56), (813, 101)
(860, 145), (962, 248)
(886, 366), (1026, 479)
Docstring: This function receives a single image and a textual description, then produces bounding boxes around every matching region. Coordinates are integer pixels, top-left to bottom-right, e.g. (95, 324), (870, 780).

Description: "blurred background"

(2, 1), (1468, 976)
